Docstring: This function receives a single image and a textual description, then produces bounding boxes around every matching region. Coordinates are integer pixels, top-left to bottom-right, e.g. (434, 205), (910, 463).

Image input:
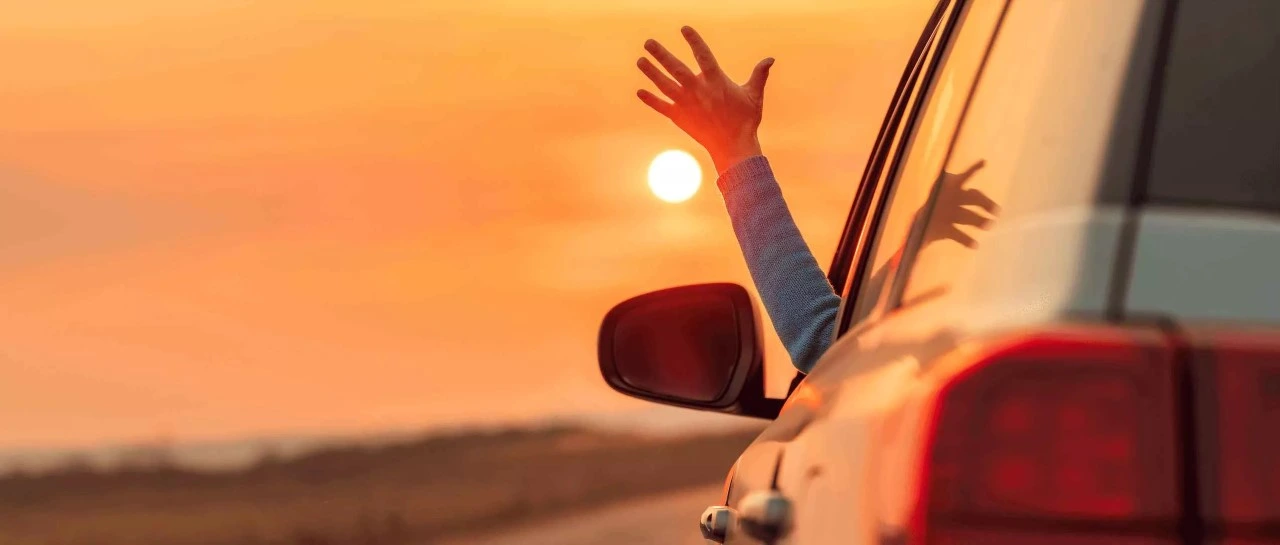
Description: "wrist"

(712, 137), (763, 175)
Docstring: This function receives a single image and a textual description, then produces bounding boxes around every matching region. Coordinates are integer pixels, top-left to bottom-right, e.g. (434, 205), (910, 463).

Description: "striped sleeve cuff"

(716, 155), (774, 194)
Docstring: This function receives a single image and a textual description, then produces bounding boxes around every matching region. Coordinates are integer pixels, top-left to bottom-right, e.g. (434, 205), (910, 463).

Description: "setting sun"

(647, 150), (702, 203)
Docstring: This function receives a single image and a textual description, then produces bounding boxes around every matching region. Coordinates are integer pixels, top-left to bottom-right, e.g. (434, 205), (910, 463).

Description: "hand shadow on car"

(874, 159), (1000, 317)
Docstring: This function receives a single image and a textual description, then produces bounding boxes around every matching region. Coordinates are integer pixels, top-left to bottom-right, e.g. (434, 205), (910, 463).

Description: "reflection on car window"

(856, 163), (998, 319)
(898, 0), (1153, 304)
(849, 0), (1006, 325)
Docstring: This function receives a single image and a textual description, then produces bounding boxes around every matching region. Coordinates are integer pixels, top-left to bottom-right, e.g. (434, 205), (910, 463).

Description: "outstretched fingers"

(746, 57), (775, 100)
(680, 26), (721, 76)
(956, 159), (986, 184)
(959, 187), (1001, 215)
(942, 225), (979, 249)
(637, 57), (683, 101)
(637, 89), (675, 119)
(644, 39), (697, 86)
(949, 207), (994, 230)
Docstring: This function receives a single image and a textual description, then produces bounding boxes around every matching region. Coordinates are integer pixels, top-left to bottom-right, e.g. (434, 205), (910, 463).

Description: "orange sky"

(0, 0), (932, 448)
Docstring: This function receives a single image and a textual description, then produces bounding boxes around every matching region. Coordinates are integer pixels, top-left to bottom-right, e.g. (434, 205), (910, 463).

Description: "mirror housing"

(598, 283), (782, 419)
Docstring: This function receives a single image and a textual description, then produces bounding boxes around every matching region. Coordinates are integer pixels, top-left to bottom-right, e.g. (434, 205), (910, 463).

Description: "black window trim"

(790, 0), (954, 396)
(828, 0), (964, 337)
(883, 0), (1013, 316)
(826, 0), (954, 294)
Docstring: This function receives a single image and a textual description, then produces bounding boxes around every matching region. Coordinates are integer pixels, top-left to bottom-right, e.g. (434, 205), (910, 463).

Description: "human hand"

(635, 26), (775, 175)
(921, 160), (1000, 248)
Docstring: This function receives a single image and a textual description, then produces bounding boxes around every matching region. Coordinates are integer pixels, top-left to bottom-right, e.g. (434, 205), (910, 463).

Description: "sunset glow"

(647, 150), (701, 203)
(0, 0), (935, 450)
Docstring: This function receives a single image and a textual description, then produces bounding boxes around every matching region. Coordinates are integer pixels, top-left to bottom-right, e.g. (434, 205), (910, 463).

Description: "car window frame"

(883, 0), (1013, 316)
(829, 0), (967, 337)
(827, 0), (953, 295)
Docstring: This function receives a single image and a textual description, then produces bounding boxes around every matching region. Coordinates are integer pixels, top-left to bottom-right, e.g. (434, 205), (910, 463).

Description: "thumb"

(746, 57), (774, 100)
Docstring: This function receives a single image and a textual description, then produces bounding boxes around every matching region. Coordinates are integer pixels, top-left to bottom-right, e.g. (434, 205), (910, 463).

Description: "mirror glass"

(609, 290), (742, 402)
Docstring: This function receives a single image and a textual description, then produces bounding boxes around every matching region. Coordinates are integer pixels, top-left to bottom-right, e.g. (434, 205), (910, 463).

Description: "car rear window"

(1146, 0), (1280, 212)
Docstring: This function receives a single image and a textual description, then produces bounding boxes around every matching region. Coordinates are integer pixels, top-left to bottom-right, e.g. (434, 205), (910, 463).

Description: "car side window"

(1147, 0), (1280, 212)
(897, 0), (1154, 306)
(846, 0), (1006, 326)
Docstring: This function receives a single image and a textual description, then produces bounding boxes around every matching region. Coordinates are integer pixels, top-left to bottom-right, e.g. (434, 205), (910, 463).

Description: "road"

(446, 486), (720, 545)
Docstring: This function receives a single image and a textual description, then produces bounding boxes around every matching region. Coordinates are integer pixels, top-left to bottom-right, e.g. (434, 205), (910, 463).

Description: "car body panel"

(1125, 208), (1280, 324)
(721, 0), (1193, 542)
(671, 0), (1280, 543)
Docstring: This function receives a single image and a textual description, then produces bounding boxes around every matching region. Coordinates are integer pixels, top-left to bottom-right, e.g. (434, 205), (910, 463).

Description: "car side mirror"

(598, 283), (782, 419)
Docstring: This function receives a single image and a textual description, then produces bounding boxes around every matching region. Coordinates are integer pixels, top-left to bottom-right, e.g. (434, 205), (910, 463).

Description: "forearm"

(718, 156), (840, 373)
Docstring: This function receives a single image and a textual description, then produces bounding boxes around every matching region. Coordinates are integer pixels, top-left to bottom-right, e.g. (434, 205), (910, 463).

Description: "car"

(596, 0), (1280, 543)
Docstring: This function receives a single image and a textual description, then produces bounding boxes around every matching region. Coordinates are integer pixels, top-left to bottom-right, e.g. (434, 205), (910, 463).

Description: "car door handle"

(700, 505), (736, 543)
(737, 489), (795, 543)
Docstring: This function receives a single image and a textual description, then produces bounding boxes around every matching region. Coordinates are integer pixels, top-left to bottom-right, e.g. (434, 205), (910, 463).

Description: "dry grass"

(0, 425), (761, 545)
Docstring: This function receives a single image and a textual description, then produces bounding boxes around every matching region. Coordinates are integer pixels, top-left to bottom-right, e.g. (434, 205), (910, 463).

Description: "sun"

(647, 150), (702, 203)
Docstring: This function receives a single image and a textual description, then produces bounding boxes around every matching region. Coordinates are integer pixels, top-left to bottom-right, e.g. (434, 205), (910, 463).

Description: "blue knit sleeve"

(717, 155), (840, 373)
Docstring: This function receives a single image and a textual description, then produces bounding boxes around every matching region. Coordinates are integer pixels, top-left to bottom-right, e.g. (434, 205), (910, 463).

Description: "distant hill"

(0, 423), (763, 545)
(0, 406), (756, 474)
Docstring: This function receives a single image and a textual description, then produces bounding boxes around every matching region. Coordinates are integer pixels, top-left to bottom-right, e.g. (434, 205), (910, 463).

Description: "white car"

(597, 0), (1280, 543)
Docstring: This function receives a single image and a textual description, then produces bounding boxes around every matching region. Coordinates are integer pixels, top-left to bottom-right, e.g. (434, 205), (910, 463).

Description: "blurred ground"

(0, 425), (756, 545)
(447, 485), (718, 545)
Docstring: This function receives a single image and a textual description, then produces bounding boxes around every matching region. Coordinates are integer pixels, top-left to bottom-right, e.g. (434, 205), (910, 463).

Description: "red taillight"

(976, 374), (1143, 515)
(915, 327), (1180, 543)
(932, 529), (1172, 545)
(1191, 329), (1280, 529)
